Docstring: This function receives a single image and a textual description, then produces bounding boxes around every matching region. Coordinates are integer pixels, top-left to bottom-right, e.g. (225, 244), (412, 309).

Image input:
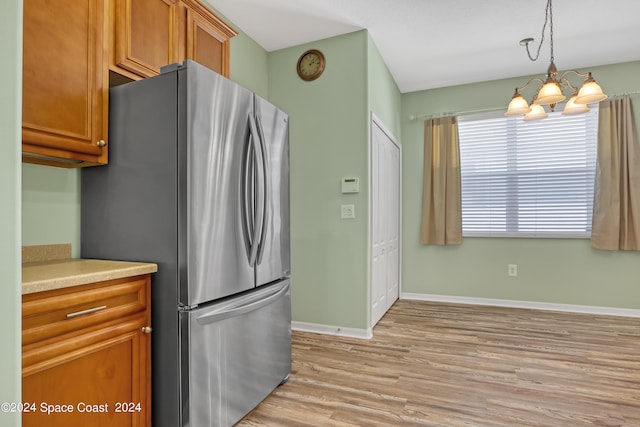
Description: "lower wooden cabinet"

(22, 275), (151, 427)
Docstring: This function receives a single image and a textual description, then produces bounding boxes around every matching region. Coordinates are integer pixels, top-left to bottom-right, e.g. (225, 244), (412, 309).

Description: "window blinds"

(457, 107), (598, 238)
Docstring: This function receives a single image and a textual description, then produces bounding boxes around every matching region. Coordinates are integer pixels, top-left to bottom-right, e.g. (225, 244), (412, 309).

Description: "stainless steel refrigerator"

(81, 60), (291, 427)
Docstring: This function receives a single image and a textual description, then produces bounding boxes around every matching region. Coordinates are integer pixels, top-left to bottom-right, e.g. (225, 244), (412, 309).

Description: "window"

(457, 106), (598, 238)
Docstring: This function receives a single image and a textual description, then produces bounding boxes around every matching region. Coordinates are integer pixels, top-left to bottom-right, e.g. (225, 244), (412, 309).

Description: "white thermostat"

(341, 177), (360, 193)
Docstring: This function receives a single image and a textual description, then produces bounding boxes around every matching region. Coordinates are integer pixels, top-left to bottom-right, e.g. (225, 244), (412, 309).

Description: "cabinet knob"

(142, 326), (152, 334)
(96, 139), (107, 147)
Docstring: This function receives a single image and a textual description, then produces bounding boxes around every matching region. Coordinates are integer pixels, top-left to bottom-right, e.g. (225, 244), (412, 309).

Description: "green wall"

(22, 165), (81, 257)
(401, 60), (640, 309)
(1, 0), (22, 425)
(265, 31), (402, 330)
(229, 32), (269, 99)
(202, 0), (270, 98)
(367, 34), (402, 139)
(268, 31), (371, 329)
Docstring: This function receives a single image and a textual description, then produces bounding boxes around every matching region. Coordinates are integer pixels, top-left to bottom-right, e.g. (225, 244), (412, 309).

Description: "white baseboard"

(401, 293), (640, 318)
(291, 321), (373, 339)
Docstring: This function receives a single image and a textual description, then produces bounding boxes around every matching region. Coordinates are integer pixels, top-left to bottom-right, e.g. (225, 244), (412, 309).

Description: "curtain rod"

(610, 90), (640, 98)
(408, 90), (640, 121)
(408, 107), (503, 122)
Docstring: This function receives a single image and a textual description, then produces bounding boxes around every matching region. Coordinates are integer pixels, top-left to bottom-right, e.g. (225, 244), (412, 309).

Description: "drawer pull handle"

(141, 326), (152, 334)
(66, 305), (107, 319)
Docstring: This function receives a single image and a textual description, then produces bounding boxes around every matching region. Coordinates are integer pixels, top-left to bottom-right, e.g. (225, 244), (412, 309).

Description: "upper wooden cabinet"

(22, 0), (235, 167)
(179, 0), (235, 77)
(111, 0), (179, 78)
(22, 0), (109, 167)
(110, 0), (236, 80)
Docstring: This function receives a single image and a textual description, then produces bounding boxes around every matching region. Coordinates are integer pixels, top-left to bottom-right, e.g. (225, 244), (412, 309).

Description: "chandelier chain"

(525, 0), (554, 63)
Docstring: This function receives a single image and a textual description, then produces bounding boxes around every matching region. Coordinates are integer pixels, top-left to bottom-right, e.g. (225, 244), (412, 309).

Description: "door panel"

(386, 142), (400, 306)
(23, 0), (107, 164)
(22, 328), (146, 427)
(371, 118), (401, 327)
(114, 0), (178, 77)
(254, 96), (290, 286)
(371, 131), (386, 325)
(182, 280), (291, 427)
(186, 8), (225, 74)
(185, 62), (255, 305)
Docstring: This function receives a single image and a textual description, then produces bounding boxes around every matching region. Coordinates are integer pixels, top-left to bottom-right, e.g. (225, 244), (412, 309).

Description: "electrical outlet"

(508, 264), (518, 277)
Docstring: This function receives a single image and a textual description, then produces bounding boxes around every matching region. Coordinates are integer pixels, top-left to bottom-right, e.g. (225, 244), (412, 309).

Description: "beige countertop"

(22, 258), (158, 295)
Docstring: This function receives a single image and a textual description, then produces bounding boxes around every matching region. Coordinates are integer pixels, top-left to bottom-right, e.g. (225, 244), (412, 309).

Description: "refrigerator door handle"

(255, 114), (270, 265)
(248, 114), (265, 266)
(241, 124), (254, 263)
(195, 281), (289, 325)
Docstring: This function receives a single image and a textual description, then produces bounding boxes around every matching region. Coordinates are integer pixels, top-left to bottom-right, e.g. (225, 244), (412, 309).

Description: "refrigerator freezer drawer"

(181, 279), (292, 427)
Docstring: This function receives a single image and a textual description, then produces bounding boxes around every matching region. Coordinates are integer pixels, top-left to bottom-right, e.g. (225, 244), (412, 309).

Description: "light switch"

(341, 204), (355, 219)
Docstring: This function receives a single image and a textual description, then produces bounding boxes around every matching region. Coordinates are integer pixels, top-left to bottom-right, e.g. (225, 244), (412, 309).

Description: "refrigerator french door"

(253, 96), (290, 286)
(81, 60), (291, 427)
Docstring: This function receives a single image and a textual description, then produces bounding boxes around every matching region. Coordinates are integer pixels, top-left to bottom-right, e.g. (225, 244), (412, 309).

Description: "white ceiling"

(207, 0), (640, 93)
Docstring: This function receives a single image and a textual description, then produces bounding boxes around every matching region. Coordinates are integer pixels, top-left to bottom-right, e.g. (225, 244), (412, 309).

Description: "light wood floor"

(238, 299), (640, 427)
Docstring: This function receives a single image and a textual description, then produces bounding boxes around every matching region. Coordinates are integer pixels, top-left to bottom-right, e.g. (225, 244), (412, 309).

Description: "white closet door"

(371, 128), (386, 326)
(371, 116), (401, 328)
(385, 141), (400, 309)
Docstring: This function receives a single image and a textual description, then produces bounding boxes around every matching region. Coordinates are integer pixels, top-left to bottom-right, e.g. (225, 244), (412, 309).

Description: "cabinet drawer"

(22, 275), (149, 346)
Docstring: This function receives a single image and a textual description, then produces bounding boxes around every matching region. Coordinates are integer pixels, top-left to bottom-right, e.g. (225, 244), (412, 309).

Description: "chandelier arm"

(558, 70), (589, 95)
(559, 76), (579, 95)
(559, 69), (590, 80)
(516, 77), (546, 94)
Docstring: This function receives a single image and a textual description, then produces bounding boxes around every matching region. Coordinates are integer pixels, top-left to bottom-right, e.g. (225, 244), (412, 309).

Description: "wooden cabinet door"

(22, 321), (150, 427)
(185, 8), (229, 76)
(113, 0), (178, 78)
(22, 0), (108, 167)
(179, 0), (236, 77)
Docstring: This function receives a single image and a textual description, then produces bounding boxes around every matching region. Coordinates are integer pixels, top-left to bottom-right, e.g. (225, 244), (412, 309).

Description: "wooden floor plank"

(238, 300), (640, 426)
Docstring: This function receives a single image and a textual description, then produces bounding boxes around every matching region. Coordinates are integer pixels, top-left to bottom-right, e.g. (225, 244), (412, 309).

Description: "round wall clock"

(296, 49), (325, 81)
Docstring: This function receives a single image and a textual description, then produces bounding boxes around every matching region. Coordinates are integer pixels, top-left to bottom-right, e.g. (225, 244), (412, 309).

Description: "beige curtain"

(420, 117), (462, 245)
(591, 97), (640, 250)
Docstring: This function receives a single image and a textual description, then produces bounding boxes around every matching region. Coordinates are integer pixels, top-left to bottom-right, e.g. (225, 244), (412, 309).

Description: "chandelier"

(505, 0), (607, 120)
